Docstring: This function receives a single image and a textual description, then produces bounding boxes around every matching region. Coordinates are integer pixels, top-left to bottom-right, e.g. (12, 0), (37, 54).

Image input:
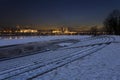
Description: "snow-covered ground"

(0, 35), (120, 80)
(0, 35), (89, 47)
(38, 39), (120, 80)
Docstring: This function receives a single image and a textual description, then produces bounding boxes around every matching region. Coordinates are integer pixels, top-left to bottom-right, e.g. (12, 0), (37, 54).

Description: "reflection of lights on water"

(0, 36), (40, 40)
(0, 36), (25, 40)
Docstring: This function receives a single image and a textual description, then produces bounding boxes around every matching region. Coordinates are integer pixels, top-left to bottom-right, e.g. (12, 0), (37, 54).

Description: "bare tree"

(104, 9), (120, 35)
(90, 26), (98, 36)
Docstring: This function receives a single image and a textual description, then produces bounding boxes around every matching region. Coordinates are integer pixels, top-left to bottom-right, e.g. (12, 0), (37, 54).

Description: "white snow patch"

(58, 43), (73, 47)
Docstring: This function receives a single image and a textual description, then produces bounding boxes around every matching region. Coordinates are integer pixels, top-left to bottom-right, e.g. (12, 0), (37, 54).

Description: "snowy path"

(0, 36), (115, 80)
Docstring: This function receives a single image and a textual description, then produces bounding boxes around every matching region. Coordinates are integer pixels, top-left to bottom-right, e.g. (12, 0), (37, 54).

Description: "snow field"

(0, 35), (116, 80)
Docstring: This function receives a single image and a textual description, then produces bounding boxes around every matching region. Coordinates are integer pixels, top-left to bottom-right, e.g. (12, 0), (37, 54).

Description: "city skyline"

(0, 0), (120, 26)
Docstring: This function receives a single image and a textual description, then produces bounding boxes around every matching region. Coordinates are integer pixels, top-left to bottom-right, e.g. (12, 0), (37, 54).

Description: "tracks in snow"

(0, 36), (115, 80)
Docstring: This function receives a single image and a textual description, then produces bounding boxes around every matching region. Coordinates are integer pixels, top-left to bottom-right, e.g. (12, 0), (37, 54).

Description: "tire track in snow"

(0, 36), (115, 80)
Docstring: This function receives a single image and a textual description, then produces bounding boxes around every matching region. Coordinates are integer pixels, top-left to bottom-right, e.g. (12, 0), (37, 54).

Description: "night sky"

(0, 0), (120, 26)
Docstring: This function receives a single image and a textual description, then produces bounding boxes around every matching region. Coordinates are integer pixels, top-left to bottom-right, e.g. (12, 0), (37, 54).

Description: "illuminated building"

(52, 27), (77, 35)
(19, 29), (38, 33)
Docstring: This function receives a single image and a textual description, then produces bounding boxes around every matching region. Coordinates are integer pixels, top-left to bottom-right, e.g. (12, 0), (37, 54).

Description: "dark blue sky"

(0, 0), (120, 26)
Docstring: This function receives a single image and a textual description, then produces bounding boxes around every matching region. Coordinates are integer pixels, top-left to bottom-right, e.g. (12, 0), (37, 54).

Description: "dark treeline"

(104, 9), (120, 35)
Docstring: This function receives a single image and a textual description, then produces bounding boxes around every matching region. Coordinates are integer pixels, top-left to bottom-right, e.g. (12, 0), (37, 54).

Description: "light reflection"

(0, 36), (38, 40)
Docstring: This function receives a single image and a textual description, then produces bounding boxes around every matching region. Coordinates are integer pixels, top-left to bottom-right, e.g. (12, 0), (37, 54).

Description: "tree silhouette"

(90, 26), (98, 36)
(104, 9), (120, 35)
